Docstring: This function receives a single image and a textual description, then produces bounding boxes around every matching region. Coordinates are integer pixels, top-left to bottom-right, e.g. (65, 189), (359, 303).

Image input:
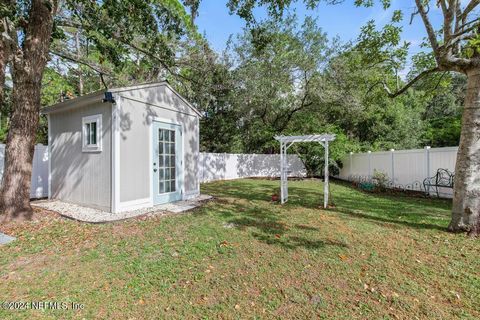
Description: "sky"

(195, 0), (446, 61)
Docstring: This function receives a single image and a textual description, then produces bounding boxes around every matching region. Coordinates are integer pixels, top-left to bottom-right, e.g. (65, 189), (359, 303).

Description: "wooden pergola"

(275, 134), (336, 208)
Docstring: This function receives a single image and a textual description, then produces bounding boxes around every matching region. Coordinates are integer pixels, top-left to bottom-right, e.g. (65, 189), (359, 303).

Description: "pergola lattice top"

(275, 134), (336, 144)
(275, 134), (336, 208)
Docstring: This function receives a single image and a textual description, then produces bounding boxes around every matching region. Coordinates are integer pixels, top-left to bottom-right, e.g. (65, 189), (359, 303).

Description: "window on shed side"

(82, 114), (102, 152)
(85, 122), (97, 145)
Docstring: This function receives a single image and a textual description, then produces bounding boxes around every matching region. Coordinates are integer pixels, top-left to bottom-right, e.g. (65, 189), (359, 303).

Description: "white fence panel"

(429, 147), (458, 175)
(371, 151), (391, 178)
(0, 144), (49, 199)
(338, 146), (459, 198)
(352, 153), (370, 177)
(199, 153), (306, 183)
(393, 149), (426, 190)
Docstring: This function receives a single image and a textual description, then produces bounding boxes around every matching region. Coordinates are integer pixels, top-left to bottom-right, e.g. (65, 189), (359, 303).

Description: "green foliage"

(22, 0), (468, 160)
(227, 15), (334, 153)
(463, 34), (480, 58)
(371, 169), (390, 190)
(422, 116), (461, 147)
(41, 68), (76, 107)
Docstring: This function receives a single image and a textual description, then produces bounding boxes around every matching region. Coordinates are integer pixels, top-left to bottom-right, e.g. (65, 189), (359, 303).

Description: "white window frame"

(82, 114), (102, 152)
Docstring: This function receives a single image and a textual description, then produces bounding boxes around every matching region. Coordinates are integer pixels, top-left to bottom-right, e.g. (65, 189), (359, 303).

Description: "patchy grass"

(0, 179), (479, 319)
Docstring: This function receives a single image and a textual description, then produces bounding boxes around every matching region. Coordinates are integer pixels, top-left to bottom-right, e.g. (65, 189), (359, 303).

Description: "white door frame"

(148, 116), (185, 207)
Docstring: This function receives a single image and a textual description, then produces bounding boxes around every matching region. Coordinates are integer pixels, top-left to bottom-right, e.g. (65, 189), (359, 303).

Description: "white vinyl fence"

(337, 146), (458, 198)
(199, 153), (306, 183)
(0, 144), (49, 199)
(0, 148), (305, 200)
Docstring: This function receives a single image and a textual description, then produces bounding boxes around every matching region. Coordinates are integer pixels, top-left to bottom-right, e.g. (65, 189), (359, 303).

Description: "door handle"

(153, 169), (157, 172)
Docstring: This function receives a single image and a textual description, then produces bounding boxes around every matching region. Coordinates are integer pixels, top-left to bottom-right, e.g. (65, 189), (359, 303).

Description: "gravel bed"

(32, 195), (212, 223)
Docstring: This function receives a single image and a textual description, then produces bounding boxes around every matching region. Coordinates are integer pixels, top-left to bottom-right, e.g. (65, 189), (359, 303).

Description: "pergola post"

(324, 140), (329, 209)
(280, 141), (285, 203)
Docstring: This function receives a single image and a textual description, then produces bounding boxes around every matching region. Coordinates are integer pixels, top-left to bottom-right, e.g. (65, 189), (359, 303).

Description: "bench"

(423, 168), (455, 197)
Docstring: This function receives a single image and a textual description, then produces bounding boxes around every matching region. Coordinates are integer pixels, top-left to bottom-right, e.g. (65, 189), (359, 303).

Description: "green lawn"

(0, 179), (479, 319)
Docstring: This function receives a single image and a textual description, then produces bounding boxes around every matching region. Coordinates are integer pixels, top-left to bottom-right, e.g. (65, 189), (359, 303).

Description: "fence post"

(390, 149), (395, 185)
(368, 150), (372, 179)
(223, 152), (227, 180)
(425, 146), (431, 194)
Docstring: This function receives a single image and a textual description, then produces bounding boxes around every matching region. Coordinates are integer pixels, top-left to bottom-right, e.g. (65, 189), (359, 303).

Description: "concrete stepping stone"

(0, 232), (16, 245)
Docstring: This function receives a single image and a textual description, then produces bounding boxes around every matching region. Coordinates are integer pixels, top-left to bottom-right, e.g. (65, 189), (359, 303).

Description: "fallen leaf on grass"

(338, 254), (349, 262)
(219, 240), (229, 247)
(363, 283), (375, 293)
(450, 291), (461, 300)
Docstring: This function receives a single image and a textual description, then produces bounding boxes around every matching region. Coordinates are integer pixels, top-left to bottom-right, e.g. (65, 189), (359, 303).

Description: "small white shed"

(42, 82), (201, 213)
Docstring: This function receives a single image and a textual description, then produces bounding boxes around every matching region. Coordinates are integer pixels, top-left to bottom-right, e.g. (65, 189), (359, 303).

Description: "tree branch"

(448, 21), (480, 43)
(274, 71), (313, 131)
(440, 0), (453, 41)
(50, 50), (113, 76)
(56, 18), (201, 86)
(383, 67), (440, 98)
(415, 0), (440, 54)
(459, 0), (480, 23)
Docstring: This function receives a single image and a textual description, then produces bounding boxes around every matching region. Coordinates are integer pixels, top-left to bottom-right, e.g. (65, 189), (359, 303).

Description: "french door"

(152, 121), (182, 204)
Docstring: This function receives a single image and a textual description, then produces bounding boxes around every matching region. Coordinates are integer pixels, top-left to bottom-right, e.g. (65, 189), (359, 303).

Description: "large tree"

(229, 0), (480, 235)
(0, 0), (196, 222)
(229, 15), (334, 153)
(1, 0), (60, 222)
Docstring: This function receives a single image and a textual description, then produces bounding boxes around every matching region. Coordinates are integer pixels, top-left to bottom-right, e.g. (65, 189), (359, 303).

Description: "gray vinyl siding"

(50, 102), (112, 211)
(117, 85), (199, 203)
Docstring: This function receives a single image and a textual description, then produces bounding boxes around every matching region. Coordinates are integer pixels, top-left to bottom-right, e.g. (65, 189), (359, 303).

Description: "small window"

(82, 114), (102, 152)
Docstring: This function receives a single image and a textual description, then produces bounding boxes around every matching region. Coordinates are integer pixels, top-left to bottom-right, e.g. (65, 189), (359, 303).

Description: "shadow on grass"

(333, 207), (447, 231)
(211, 199), (348, 251)
(202, 180), (281, 203)
(251, 232), (348, 250)
(286, 184), (451, 231)
(203, 179), (452, 233)
(294, 224), (319, 231)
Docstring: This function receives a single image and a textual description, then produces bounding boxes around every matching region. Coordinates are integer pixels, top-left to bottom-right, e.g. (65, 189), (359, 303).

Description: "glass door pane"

(158, 128), (176, 194)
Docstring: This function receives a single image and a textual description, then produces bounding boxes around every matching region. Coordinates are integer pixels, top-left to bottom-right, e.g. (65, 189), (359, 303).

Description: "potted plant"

(271, 188), (280, 202)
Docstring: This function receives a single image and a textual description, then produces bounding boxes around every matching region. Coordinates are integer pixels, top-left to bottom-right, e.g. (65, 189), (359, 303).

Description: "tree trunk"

(448, 69), (480, 236)
(0, 37), (7, 112)
(0, 79), (41, 222)
(75, 30), (84, 95)
(0, 0), (57, 223)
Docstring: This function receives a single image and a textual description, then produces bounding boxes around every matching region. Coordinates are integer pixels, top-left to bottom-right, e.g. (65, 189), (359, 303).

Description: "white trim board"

(117, 198), (151, 212)
(47, 114), (52, 199)
(111, 97), (121, 213)
(110, 82), (202, 116)
(183, 189), (200, 200)
(81, 114), (103, 153)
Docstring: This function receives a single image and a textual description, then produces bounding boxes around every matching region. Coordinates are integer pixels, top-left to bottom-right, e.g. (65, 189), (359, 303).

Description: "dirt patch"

(109, 221), (148, 239)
